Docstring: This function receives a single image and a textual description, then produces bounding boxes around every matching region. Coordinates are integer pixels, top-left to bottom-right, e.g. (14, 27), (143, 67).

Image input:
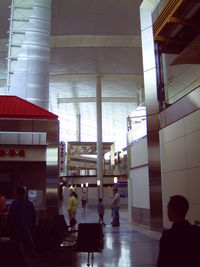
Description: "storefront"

(0, 96), (59, 216)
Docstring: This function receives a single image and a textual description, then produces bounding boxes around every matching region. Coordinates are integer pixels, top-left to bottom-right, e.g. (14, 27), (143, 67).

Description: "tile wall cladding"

(131, 137), (148, 168)
(162, 170), (188, 202)
(132, 207), (151, 227)
(187, 167), (200, 202)
(161, 137), (187, 172)
(159, 119), (185, 145)
(190, 203), (200, 223)
(184, 108), (200, 135)
(185, 130), (200, 168)
(160, 109), (200, 228)
(162, 202), (171, 228)
(132, 165), (150, 209)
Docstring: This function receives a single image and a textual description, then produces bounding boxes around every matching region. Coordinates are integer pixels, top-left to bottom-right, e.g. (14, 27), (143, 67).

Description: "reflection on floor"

(56, 202), (161, 267)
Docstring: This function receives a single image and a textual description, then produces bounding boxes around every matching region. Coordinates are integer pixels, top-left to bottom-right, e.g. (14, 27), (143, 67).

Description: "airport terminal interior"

(0, 0), (200, 266)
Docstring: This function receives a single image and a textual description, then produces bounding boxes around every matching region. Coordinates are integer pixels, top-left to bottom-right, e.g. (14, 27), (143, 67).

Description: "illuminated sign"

(59, 141), (66, 176)
(0, 149), (25, 157)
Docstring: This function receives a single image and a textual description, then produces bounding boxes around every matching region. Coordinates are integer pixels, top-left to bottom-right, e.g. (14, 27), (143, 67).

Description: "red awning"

(0, 96), (58, 119)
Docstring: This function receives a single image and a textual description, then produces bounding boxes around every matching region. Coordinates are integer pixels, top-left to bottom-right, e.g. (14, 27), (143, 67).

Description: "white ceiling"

(0, 0), (144, 150)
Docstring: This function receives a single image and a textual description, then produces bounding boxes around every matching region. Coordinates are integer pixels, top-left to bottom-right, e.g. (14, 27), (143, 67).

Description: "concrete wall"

(160, 109), (200, 228)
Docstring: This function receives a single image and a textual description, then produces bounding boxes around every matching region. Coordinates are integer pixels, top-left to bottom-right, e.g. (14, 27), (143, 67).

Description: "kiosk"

(0, 96), (59, 217)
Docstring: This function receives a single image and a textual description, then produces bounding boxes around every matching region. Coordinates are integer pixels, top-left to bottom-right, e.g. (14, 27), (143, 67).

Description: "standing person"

(157, 195), (200, 267)
(7, 186), (36, 252)
(111, 187), (120, 227)
(81, 191), (88, 212)
(0, 194), (7, 213)
(97, 198), (105, 225)
(67, 190), (78, 230)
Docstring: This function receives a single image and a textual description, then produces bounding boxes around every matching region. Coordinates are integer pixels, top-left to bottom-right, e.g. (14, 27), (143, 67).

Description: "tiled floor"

(56, 203), (161, 267)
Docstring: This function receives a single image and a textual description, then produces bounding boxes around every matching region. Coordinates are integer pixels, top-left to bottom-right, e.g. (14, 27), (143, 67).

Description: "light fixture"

(81, 183), (83, 188)
(86, 182), (88, 187)
(114, 177), (118, 184)
(70, 185), (73, 189)
(97, 180), (100, 186)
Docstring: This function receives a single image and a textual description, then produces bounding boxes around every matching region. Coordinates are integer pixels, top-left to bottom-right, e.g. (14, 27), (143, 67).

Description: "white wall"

(130, 165), (150, 209)
(160, 109), (200, 228)
(129, 137), (150, 210)
(131, 137), (148, 168)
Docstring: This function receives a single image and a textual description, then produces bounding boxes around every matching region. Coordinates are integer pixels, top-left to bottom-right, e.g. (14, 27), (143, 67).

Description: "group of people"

(67, 187), (121, 228)
(67, 189), (118, 229)
(2, 185), (200, 267)
(67, 188), (200, 266)
(97, 187), (121, 227)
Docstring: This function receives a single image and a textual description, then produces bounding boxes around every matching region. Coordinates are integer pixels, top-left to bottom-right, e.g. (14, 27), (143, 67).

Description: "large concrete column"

(8, 0), (51, 110)
(140, 1), (163, 229)
(96, 76), (103, 198)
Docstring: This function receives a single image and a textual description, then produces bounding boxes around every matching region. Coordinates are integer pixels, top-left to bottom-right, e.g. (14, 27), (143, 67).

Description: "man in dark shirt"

(7, 186), (36, 251)
(157, 195), (200, 267)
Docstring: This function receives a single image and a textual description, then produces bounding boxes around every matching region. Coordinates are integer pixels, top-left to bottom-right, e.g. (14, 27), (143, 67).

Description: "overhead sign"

(59, 141), (66, 176)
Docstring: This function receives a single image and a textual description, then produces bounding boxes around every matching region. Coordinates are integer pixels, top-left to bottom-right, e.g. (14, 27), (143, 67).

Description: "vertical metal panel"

(46, 146), (59, 216)
(33, 119), (59, 216)
(140, 3), (163, 229)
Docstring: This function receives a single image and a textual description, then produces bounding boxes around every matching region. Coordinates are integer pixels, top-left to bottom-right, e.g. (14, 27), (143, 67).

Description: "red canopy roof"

(0, 96), (58, 119)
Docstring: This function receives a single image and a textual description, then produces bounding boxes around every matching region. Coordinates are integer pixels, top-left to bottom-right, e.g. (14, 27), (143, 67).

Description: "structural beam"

(168, 16), (200, 28)
(154, 35), (188, 45)
(50, 73), (144, 82)
(153, 0), (184, 37)
(58, 97), (137, 104)
(51, 35), (141, 48)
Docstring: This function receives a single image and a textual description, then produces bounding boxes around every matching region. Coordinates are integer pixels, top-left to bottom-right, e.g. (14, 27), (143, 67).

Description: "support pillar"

(96, 76), (103, 198)
(140, 1), (163, 229)
(8, 0), (51, 110)
(76, 114), (81, 141)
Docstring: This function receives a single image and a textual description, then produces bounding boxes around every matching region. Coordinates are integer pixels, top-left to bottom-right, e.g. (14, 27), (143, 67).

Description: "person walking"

(81, 191), (88, 212)
(111, 187), (120, 227)
(157, 195), (200, 267)
(97, 198), (105, 225)
(7, 186), (36, 252)
(67, 190), (78, 230)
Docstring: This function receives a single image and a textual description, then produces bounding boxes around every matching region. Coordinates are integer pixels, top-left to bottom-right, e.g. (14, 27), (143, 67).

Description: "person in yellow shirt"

(67, 190), (78, 230)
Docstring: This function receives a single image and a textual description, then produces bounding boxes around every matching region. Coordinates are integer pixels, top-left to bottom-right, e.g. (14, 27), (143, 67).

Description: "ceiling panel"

(0, 0), (144, 150)
(51, 0), (142, 35)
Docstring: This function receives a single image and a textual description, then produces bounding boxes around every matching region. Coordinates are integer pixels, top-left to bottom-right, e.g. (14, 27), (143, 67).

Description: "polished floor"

(54, 202), (161, 267)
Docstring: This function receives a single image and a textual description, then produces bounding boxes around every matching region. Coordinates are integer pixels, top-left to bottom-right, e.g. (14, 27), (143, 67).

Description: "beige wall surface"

(160, 109), (200, 228)
(129, 137), (150, 210)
